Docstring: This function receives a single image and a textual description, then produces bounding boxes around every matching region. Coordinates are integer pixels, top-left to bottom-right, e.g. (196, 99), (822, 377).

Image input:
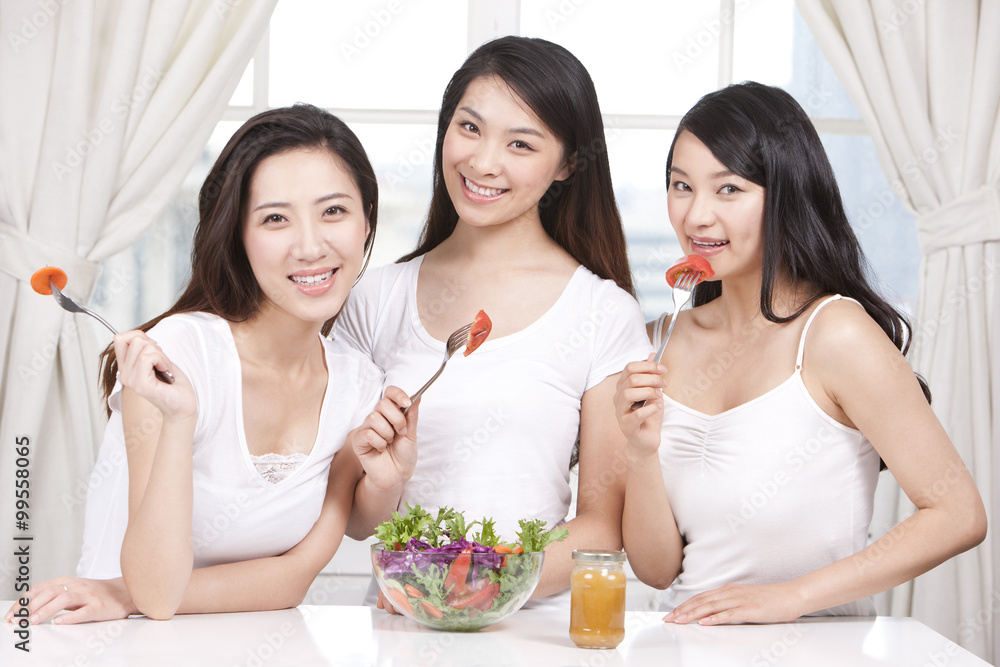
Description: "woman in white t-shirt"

(5, 105), (417, 625)
(614, 82), (985, 624)
(332, 36), (651, 609)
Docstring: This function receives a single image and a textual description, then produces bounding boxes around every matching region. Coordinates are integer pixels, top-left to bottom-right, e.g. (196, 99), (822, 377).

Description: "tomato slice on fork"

(666, 255), (714, 287)
(464, 310), (492, 356)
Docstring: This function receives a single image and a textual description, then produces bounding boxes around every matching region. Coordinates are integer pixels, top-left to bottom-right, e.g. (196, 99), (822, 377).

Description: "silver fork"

(403, 321), (474, 414)
(632, 270), (700, 410)
(49, 280), (175, 384)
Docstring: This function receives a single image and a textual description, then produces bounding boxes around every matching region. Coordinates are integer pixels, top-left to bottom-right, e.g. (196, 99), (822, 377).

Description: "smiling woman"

(4, 105), (419, 626)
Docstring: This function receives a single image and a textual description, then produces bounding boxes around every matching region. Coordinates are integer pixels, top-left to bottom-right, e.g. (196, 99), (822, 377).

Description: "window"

(91, 0), (923, 604)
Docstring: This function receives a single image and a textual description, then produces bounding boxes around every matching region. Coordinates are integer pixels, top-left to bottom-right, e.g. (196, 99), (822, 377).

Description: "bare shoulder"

(804, 297), (915, 389)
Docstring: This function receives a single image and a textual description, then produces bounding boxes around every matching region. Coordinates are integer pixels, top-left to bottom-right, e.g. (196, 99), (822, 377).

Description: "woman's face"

(242, 147), (369, 327)
(667, 130), (766, 284)
(441, 75), (573, 230)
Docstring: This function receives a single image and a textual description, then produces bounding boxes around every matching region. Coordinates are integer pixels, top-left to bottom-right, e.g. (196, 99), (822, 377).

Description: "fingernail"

(674, 613), (688, 624)
(29, 615), (38, 625)
(53, 617), (62, 625)
(662, 611), (675, 621)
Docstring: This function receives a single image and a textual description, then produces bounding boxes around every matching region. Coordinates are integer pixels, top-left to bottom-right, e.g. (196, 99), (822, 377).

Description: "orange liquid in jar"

(569, 565), (626, 648)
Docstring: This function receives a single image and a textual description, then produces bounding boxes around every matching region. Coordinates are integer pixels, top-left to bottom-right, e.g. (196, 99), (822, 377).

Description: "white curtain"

(0, 0), (277, 592)
(797, 0), (999, 662)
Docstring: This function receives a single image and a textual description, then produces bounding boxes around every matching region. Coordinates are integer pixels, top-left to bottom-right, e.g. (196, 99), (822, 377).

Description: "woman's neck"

(433, 215), (566, 269)
(229, 305), (324, 373)
(714, 272), (811, 335)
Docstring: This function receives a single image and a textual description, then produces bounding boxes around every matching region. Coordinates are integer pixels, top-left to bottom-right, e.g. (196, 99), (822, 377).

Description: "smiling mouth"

(290, 269), (336, 286)
(463, 177), (509, 198)
(691, 239), (729, 249)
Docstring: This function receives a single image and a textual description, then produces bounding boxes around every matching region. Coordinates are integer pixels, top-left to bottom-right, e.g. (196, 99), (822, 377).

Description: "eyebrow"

(669, 166), (738, 179)
(251, 192), (353, 212)
(456, 105), (546, 139)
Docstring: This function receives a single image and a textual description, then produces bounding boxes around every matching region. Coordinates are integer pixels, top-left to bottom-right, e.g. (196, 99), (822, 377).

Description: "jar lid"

(572, 549), (626, 563)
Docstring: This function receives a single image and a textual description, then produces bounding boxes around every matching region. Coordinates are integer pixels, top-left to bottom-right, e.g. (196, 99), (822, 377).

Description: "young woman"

(6, 104), (416, 624)
(333, 36), (651, 606)
(614, 82), (986, 623)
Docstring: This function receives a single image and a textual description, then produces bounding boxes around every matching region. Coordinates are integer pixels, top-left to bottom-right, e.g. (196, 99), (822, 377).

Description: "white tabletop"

(1, 602), (990, 666)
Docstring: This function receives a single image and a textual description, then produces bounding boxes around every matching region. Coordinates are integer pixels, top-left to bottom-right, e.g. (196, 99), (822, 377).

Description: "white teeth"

(693, 240), (729, 247)
(291, 270), (334, 285)
(464, 177), (507, 197)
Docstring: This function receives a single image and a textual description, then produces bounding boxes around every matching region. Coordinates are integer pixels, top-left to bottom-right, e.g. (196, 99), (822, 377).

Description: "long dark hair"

(667, 82), (929, 403)
(399, 36), (635, 297)
(99, 104), (378, 410)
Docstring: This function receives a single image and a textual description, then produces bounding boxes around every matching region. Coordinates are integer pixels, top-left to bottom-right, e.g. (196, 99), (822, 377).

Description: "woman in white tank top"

(614, 83), (985, 625)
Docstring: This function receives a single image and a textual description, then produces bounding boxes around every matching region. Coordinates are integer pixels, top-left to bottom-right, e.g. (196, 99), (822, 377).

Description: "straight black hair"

(666, 82), (930, 408)
(400, 36), (635, 297)
(100, 104), (378, 413)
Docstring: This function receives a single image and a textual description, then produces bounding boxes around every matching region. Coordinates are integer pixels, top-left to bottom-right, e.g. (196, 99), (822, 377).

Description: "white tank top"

(655, 295), (880, 616)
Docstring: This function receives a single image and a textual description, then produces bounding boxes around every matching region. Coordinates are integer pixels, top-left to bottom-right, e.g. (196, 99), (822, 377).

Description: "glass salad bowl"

(371, 544), (544, 631)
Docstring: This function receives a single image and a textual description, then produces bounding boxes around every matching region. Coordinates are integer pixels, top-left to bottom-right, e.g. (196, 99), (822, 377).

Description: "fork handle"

(403, 361), (446, 414)
(630, 306), (682, 411)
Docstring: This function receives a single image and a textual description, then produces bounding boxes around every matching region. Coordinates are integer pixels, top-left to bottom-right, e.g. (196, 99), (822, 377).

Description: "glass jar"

(569, 549), (627, 649)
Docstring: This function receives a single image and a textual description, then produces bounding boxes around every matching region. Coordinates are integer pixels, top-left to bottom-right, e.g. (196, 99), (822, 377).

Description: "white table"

(1, 602), (990, 666)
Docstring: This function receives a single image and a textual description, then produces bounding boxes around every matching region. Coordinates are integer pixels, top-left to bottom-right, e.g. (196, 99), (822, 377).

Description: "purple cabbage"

(377, 539), (505, 579)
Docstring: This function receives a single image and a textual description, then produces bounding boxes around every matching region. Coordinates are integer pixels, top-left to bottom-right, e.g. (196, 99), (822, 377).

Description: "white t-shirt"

(332, 256), (652, 539)
(77, 312), (383, 579)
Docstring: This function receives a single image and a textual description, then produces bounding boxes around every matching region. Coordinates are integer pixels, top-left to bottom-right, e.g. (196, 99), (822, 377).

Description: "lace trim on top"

(251, 452), (307, 484)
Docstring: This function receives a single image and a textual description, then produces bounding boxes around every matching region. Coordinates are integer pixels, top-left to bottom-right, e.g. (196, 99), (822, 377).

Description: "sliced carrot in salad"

(666, 254), (714, 288)
(464, 310), (492, 357)
(30, 266), (68, 295)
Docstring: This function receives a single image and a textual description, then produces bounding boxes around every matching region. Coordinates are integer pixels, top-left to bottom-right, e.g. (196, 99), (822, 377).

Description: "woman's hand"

(663, 582), (806, 626)
(113, 330), (196, 422)
(4, 577), (135, 626)
(375, 590), (402, 615)
(613, 354), (667, 455)
(351, 386), (419, 491)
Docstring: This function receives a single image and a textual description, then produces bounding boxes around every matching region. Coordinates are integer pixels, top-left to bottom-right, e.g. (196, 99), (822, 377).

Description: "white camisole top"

(654, 295), (880, 616)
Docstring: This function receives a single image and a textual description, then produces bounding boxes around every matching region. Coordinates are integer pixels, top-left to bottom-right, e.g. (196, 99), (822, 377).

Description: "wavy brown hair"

(99, 104), (378, 413)
(399, 36), (635, 297)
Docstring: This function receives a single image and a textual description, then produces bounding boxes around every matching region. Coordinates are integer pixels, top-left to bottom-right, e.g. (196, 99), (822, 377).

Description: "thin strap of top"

(652, 311), (669, 349)
(795, 295), (862, 370)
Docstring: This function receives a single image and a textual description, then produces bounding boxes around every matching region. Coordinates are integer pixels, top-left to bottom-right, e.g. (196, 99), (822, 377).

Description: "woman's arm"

(345, 387), (419, 540)
(614, 355), (685, 589)
(13, 445), (361, 624)
(114, 331), (199, 621)
(529, 375), (630, 598)
(668, 302), (987, 624)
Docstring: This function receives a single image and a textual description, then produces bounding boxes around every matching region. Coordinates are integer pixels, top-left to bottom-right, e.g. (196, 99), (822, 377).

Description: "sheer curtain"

(797, 1), (999, 661)
(0, 0), (277, 592)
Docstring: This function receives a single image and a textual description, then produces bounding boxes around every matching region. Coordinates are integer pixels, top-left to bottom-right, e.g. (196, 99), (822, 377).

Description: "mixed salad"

(372, 505), (568, 630)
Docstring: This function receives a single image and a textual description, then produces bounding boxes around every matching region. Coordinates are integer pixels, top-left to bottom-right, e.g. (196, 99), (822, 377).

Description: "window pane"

(348, 123), (436, 268)
(734, 0), (861, 118)
(228, 59), (254, 107)
(606, 128), (681, 320)
(822, 134), (920, 313)
(269, 0), (467, 110)
(520, 0), (719, 116)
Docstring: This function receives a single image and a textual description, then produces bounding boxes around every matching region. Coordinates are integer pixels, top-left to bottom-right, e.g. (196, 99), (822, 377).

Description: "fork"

(402, 321), (474, 414)
(49, 280), (175, 384)
(631, 270), (700, 410)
